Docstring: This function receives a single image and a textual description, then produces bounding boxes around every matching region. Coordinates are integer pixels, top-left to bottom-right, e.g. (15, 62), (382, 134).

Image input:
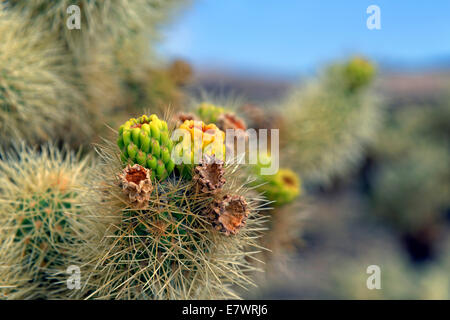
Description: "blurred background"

(158, 0), (450, 299)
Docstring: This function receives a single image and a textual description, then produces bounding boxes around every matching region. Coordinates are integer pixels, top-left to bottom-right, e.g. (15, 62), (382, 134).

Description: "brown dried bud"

(173, 112), (199, 127)
(118, 164), (153, 209)
(217, 113), (247, 132)
(193, 155), (226, 194)
(208, 195), (250, 236)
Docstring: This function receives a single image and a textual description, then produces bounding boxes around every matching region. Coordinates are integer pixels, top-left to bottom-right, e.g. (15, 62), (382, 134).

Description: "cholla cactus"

(0, 9), (88, 148)
(0, 144), (94, 299)
(280, 57), (382, 183)
(118, 114), (175, 180)
(76, 135), (267, 299)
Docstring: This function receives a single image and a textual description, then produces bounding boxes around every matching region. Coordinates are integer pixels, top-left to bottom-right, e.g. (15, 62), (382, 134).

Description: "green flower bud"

(156, 160), (165, 178)
(127, 143), (138, 161)
(152, 139), (161, 158)
(147, 154), (157, 170)
(141, 123), (150, 135)
(141, 115), (149, 123)
(166, 159), (175, 173)
(123, 121), (132, 131)
(150, 122), (160, 141)
(136, 150), (147, 167)
(140, 131), (151, 153)
(160, 131), (170, 147)
(123, 130), (131, 146)
(131, 128), (141, 145)
(161, 146), (171, 164)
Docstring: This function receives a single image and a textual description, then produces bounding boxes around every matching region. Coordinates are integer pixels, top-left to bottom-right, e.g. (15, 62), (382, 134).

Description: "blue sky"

(159, 0), (450, 75)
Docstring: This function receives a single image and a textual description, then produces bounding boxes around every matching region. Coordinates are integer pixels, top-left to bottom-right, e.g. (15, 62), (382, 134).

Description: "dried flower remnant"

(193, 155), (226, 194)
(208, 195), (250, 236)
(118, 164), (153, 208)
(217, 113), (247, 132)
(173, 112), (198, 127)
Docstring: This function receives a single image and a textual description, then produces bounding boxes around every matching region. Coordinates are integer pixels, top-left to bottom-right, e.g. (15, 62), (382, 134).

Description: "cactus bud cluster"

(252, 154), (301, 206)
(343, 57), (376, 91)
(118, 114), (174, 181)
(258, 169), (301, 207)
(173, 120), (226, 176)
(196, 102), (227, 124)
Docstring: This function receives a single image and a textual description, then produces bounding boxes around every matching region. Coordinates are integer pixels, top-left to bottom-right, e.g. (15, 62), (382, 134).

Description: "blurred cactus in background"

(368, 100), (450, 261)
(0, 8), (89, 148)
(3, 0), (185, 57)
(196, 103), (228, 124)
(0, 144), (94, 299)
(280, 57), (382, 183)
(1, 1), (189, 149)
(329, 243), (450, 299)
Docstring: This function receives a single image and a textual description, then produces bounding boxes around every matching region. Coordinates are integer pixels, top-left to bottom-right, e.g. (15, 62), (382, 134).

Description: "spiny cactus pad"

(118, 114), (175, 180)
